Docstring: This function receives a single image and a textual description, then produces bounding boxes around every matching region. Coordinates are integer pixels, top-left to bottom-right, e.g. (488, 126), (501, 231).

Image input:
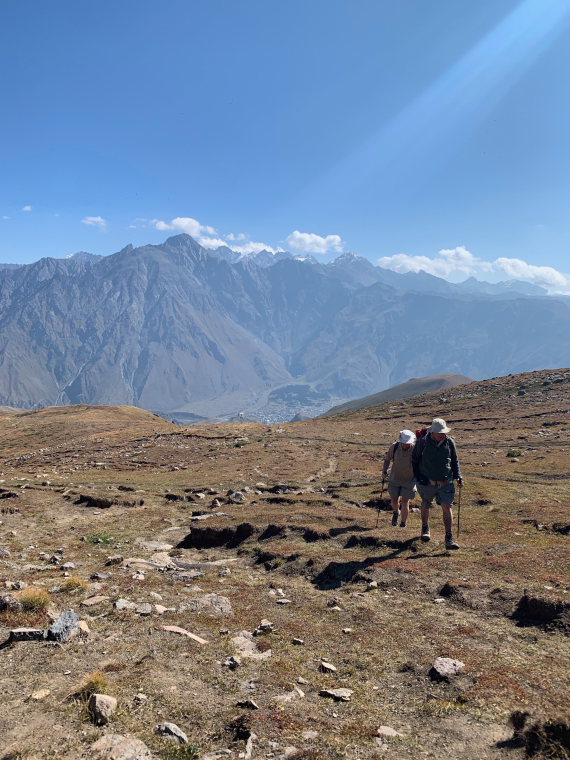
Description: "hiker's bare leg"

(400, 498), (410, 524)
(421, 505), (430, 529)
(391, 496), (400, 514)
(441, 503), (453, 536)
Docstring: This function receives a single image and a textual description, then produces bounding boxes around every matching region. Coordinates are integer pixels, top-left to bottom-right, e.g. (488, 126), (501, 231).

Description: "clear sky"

(1, 0), (570, 290)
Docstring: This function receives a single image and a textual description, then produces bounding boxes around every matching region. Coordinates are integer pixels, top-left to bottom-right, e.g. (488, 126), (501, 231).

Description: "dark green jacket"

(412, 434), (462, 483)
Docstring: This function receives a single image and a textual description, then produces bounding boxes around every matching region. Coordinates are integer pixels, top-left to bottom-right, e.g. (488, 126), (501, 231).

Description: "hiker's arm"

(382, 445), (393, 477)
(449, 439), (463, 484)
(411, 441), (422, 480)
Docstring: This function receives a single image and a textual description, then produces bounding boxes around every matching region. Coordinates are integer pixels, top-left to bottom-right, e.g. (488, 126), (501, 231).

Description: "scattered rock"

(30, 688), (50, 701)
(179, 593), (233, 617)
(319, 659), (337, 673)
(47, 610), (80, 642)
(161, 625), (208, 644)
(89, 693), (118, 725)
(252, 619), (274, 636)
(136, 603), (152, 616)
(0, 593), (23, 612)
(292, 638), (304, 645)
(302, 731), (318, 740)
(429, 657), (466, 682)
(9, 627), (46, 643)
(81, 595), (109, 607)
(231, 631), (272, 660)
(105, 555), (124, 566)
(87, 733), (154, 760)
(115, 598), (137, 611)
(236, 699), (259, 710)
(319, 688), (353, 701)
(222, 656), (241, 670)
(376, 726), (404, 738)
(155, 721), (188, 744)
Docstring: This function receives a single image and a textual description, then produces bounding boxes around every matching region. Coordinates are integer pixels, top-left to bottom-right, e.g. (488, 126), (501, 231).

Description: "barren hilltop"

(0, 368), (569, 759)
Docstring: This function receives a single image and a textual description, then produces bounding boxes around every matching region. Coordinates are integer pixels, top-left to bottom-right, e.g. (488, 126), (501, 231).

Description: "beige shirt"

(384, 442), (415, 487)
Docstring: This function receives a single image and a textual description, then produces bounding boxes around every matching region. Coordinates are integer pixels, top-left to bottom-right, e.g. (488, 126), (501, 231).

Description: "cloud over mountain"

(378, 246), (569, 292)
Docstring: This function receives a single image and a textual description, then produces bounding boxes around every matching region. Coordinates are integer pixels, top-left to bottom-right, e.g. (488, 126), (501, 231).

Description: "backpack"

(415, 426), (429, 441)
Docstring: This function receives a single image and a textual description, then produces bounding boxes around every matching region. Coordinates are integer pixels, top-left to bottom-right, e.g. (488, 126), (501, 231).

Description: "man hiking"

(382, 429), (417, 527)
(412, 418), (464, 550)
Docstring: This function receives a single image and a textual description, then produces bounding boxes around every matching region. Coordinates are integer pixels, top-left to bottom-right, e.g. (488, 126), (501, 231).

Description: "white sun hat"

(399, 429), (416, 444)
(429, 417), (451, 434)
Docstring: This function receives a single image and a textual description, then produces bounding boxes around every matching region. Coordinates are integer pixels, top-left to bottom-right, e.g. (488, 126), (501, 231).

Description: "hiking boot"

(445, 534), (460, 550)
(399, 521), (407, 528)
(391, 511), (400, 527)
(421, 524), (431, 542)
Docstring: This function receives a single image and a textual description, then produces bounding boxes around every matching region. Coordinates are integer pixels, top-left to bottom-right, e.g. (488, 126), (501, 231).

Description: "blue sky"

(1, 0), (570, 290)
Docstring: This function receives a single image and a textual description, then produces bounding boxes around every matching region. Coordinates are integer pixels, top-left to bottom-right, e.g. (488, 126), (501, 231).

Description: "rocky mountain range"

(0, 234), (569, 421)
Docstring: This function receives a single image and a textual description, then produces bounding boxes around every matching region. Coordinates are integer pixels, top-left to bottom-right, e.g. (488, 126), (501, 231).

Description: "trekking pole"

(457, 481), (462, 536)
(375, 477), (386, 528)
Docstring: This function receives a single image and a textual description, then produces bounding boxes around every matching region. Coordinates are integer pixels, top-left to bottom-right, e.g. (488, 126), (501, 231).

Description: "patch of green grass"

(157, 741), (201, 759)
(86, 530), (115, 545)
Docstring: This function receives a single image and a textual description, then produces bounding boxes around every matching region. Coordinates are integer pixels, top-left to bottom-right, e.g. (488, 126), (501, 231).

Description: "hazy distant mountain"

(0, 233), (568, 420)
(322, 374), (474, 416)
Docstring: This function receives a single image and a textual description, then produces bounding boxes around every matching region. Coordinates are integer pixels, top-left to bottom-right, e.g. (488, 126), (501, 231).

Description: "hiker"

(382, 429), (417, 527)
(412, 418), (464, 550)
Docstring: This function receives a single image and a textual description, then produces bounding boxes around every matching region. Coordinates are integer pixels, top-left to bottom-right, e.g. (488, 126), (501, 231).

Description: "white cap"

(399, 429), (416, 444)
(429, 417), (451, 434)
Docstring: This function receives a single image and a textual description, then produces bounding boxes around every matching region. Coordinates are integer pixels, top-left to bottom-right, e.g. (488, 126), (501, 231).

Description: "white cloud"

(2, 215), (9, 220)
(199, 237), (231, 249)
(21, 205), (32, 212)
(378, 246), (569, 292)
(153, 216), (217, 237)
(286, 230), (344, 255)
(493, 257), (567, 289)
(200, 236), (280, 255)
(81, 216), (107, 228)
(225, 232), (248, 242)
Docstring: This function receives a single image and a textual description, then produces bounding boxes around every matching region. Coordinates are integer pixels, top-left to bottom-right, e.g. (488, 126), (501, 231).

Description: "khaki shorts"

(388, 482), (417, 500)
(417, 481), (455, 508)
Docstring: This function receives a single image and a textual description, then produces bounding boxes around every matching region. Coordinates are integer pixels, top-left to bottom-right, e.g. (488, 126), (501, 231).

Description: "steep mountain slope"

(1, 234), (569, 420)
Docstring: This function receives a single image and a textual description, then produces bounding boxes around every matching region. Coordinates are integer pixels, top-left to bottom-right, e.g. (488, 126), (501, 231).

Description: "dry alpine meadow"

(0, 368), (569, 760)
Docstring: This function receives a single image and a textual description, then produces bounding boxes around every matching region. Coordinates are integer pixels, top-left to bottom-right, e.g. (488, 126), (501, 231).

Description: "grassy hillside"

(322, 373), (474, 416)
(0, 369), (568, 759)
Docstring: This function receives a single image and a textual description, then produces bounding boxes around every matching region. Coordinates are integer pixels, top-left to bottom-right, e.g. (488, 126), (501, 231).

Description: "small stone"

(79, 620), (91, 635)
(105, 555), (123, 566)
(0, 547), (11, 557)
(9, 627), (46, 642)
(319, 660), (337, 673)
(87, 734), (153, 760)
(223, 656), (241, 670)
(342, 628), (352, 634)
(90, 573), (110, 581)
(292, 638), (304, 645)
(136, 603), (152, 616)
(81, 595), (109, 607)
(132, 572), (145, 581)
(0, 593), (23, 612)
(327, 597), (341, 607)
(302, 731), (318, 740)
(133, 693), (148, 705)
(236, 699), (259, 710)
(429, 657), (466, 682)
(253, 619), (274, 636)
(297, 676), (308, 685)
(154, 604), (168, 614)
(376, 726), (404, 737)
(319, 688), (353, 702)
(155, 721), (188, 744)
(161, 625), (208, 644)
(61, 562), (75, 571)
(115, 598), (136, 611)
(88, 693), (118, 725)
(276, 598), (291, 605)
(47, 610), (80, 642)
(30, 688), (50, 701)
